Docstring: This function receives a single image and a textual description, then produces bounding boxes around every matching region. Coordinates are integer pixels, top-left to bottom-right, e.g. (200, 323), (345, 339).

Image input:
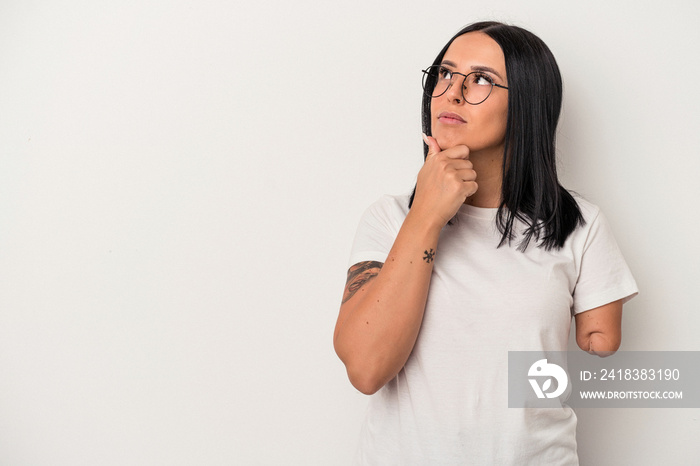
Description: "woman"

(334, 21), (637, 464)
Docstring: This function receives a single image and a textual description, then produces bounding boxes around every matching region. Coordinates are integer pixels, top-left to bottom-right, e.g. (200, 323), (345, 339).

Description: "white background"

(1, 0), (699, 464)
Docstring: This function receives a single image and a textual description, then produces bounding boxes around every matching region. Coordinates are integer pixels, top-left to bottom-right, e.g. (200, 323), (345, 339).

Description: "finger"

(464, 181), (478, 197)
(442, 144), (470, 160)
(422, 133), (442, 161)
(456, 167), (477, 182)
(445, 158), (473, 170)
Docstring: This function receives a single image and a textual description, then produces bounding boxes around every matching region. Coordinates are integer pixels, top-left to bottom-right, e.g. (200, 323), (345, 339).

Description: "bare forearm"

(334, 211), (441, 394)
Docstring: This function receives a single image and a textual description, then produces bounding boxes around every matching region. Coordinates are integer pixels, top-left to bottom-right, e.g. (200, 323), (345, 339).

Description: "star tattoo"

(423, 248), (435, 263)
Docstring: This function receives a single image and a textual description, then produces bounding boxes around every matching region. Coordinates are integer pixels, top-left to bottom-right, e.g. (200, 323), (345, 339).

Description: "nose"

(444, 75), (465, 103)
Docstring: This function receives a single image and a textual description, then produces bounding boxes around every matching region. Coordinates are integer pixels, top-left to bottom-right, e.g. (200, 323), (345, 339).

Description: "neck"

(464, 147), (503, 208)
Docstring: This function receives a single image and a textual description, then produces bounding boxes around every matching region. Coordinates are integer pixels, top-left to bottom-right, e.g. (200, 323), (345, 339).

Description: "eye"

(438, 66), (453, 80)
(470, 73), (494, 86)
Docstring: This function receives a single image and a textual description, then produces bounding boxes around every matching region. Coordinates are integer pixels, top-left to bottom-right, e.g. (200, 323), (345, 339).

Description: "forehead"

(442, 32), (506, 74)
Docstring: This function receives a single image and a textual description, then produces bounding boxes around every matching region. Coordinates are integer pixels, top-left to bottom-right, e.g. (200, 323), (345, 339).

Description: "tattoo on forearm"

(342, 261), (383, 304)
(423, 248), (435, 263)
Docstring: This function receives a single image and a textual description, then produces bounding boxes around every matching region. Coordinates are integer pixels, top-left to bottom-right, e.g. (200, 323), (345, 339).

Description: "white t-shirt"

(348, 193), (638, 465)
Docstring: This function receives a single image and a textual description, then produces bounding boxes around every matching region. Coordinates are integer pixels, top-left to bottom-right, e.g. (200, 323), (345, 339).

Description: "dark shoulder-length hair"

(409, 21), (584, 251)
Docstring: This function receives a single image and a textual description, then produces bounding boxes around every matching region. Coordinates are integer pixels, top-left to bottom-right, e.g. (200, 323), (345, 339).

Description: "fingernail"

(422, 133), (429, 145)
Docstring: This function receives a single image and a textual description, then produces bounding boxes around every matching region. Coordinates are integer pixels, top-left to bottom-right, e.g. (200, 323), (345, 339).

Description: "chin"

(434, 133), (466, 150)
(431, 123), (467, 149)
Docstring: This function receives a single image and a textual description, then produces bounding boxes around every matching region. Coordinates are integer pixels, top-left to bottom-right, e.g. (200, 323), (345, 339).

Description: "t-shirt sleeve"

(348, 195), (405, 267)
(572, 209), (639, 314)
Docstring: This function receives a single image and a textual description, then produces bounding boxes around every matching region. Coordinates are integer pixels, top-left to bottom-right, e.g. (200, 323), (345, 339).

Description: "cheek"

(485, 102), (508, 138)
(495, 111), (508, 138)
(429, 105), (438, 133)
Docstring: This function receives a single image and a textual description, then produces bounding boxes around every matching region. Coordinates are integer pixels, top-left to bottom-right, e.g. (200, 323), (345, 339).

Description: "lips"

(437, 111), (466, 124)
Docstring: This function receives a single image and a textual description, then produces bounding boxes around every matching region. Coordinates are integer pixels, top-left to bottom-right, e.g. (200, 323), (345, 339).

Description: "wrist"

(404, 208), (445, 238)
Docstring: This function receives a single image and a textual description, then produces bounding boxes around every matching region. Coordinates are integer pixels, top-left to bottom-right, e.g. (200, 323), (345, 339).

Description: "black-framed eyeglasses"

(421, 65), (509, 105)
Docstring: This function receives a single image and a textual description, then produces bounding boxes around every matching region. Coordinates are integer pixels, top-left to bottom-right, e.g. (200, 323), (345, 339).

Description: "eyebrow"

(440, 60), (505, 81)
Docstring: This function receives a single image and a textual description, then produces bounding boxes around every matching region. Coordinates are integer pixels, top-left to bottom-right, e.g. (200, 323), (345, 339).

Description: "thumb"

(422, 133), (441, 160)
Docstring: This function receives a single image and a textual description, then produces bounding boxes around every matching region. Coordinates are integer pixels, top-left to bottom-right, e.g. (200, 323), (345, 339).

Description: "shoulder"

(348, 192), (411, 267)
(367, 192), (411, 214)
(566, 193), (623, 254)
(570, 193), (601, 225)
(353, 192), (412, 245)
(360, 192), (411, 225)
